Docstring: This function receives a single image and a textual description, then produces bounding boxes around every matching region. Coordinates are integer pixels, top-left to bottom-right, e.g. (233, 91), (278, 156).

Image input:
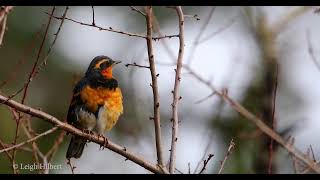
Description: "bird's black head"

(85, 55), (121, 79)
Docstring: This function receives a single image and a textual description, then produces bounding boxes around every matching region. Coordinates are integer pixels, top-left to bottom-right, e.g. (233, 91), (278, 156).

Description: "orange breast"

(80, 85), (123, 114)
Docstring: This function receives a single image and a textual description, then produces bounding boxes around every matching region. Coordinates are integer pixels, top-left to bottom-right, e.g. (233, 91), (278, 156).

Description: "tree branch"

(169, 6), (185, 174)
(0, 93), (167, 174)
(144, 6), (166, 170)
(184, 65), (320, 173)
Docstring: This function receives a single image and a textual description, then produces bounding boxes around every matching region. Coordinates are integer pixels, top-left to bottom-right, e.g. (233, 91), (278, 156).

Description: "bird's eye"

(100, 62), (108, 69)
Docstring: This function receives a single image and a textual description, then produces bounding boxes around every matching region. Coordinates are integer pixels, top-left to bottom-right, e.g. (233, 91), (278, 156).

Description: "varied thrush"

(66, 55), (123, 159)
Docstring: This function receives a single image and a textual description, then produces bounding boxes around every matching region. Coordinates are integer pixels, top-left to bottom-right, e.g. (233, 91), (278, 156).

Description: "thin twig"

(0, 127), (58, 153)
(0, 93), (168, 174)
(169, 6), (185, 174)
(129, 6), (146, 16)
(152, 34), (179, 41)
(145, 6), (166, 170)
(45, 11), (177, 41)
(91, 6), (95, 26)
(306, 30), (320, 72)
(45, 130), (65, 162)
(125, 62), (150, 69)
(45, 11), (146, 39)
(218, 139), (235, 174)
(37, 6), (68, 71)
(199, 154), (214, 174)
(21, 7), (55, 105)
(268, 62), (278, 174)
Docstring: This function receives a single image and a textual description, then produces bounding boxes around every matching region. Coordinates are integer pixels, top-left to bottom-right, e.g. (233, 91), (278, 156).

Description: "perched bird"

(66, 55), (123, 159)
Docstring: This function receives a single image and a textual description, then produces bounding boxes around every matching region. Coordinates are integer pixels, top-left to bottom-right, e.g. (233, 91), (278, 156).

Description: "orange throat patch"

(102, 67), (113, 79)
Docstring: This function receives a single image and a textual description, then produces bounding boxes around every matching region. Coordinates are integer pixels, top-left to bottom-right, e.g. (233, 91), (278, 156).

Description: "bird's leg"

(98, 134), (108, 150)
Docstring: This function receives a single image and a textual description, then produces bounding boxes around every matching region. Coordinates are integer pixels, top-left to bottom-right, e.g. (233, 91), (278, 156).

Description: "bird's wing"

(66, 78), (88, 126)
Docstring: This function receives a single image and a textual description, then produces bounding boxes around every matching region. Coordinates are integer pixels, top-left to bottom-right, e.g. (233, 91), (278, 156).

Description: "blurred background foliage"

(0, 6), (320, 174)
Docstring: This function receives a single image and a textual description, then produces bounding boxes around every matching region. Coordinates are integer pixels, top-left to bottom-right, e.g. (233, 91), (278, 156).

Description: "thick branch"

(169, 6), (185, 174)
(0, 94), (166, 174)
(145, 6), (165, 169)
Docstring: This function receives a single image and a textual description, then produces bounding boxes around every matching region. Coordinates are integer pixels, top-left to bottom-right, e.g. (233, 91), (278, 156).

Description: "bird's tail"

(66, 135), (87, 159)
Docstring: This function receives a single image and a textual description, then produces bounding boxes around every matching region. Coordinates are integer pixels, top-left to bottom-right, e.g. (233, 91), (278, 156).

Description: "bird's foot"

(82, 129), (94, 135)
(98, 134), (108, 150)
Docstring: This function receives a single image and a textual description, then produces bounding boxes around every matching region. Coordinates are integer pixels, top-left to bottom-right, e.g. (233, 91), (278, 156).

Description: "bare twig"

(125, 62), (150, 69)
(0, 93), (167, 174)
(91, 6), (95, 26)
(152, 34), (179, 41)
(145, 6), (166, 170)
(199, 154), (214, 174)
(218, 139), (235, 174)
(37, 6), (68, 70)
(45, 12), (147, 39)
(130, 6), (146, 16)
(306, 30), (320, 72)
(21, 7), (55, 104)
(46, 11), (177, 41)
(169, 6), (185, 174)
(0, 127), (58, 153)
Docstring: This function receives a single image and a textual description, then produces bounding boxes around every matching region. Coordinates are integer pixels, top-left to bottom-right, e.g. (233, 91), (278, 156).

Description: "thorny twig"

(199, 154), (214, 174)
(218, 139), (235, 174)
(144, 6), (166, 171)
(169, 6), (185, 174)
